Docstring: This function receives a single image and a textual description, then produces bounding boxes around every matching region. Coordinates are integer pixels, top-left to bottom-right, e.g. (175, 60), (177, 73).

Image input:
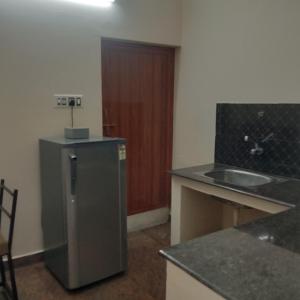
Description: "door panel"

(101, 39), (175, 215)
(74, 143), (124, 285)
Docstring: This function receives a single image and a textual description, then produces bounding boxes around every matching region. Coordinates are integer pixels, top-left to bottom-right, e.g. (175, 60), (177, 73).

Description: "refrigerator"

(39, 136), (127, 289)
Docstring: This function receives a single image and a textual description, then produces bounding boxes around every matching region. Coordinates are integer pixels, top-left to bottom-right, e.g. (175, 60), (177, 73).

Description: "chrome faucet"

(250, 143), (264, 156)
(244, 133), (274, 156)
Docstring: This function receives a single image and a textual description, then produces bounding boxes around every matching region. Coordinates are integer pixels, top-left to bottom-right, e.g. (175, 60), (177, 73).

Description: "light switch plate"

(54, 94), (83, 108)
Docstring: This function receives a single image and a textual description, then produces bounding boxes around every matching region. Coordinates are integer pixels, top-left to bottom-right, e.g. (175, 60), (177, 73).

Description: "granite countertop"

(160, 163), (300, 300)
(170, 163), (300, 207)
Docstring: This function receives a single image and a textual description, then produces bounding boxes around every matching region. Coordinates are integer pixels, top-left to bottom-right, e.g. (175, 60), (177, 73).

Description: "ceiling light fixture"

(65, 0), (115, 8)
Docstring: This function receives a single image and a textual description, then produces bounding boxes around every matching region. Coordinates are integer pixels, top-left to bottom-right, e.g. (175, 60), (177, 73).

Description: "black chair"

(0, 179), (18, 300)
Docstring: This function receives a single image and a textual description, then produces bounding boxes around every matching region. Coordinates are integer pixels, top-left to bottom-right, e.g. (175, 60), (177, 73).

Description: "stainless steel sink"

(194, 169), (275, 187)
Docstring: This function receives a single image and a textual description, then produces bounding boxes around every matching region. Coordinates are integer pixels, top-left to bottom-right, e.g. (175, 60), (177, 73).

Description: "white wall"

(5, 0), (300, 258)
(0, 0), (181, 257)
(174, 0), (300, 168)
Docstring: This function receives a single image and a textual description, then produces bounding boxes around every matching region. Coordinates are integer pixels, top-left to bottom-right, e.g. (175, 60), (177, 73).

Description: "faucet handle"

(244, 135), (250, 142)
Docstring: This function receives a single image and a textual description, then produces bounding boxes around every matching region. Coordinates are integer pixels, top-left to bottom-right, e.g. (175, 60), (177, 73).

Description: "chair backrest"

(0, 179), (18, 251)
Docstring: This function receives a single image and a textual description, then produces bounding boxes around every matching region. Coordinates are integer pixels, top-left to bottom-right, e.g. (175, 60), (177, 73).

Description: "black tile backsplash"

(215, 104), (300, 179)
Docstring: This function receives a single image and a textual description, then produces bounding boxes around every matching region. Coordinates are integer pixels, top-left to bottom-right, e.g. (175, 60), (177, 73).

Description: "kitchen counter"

(170, 163), (300, 208)
(160, 163), (300, 300)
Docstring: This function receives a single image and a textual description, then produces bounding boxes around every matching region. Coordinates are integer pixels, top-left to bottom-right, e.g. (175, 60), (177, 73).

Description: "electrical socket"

(54, 95), (83, 108)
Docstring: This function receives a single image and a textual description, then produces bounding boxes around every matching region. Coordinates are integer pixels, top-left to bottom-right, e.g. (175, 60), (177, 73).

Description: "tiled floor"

(11, 223), (170, 300)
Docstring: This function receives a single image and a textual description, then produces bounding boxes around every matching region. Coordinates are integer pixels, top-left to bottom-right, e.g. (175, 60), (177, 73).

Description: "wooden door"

(101, 39), (175, 215)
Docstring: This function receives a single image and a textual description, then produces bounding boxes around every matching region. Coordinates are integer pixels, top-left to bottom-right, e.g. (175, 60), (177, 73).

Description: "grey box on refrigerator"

(64, 127), (89, 139)
(39, 136), (127, 289)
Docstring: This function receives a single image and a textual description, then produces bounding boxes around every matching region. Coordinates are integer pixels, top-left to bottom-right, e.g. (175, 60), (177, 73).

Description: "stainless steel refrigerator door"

(65, 142), (127, 288)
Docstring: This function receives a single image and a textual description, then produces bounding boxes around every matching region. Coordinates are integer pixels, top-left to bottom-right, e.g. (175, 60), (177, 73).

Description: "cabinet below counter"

(165, 261), (224, 300)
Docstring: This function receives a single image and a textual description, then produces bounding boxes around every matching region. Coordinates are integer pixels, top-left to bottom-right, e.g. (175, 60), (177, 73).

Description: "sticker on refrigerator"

(119, 145), (126, 160)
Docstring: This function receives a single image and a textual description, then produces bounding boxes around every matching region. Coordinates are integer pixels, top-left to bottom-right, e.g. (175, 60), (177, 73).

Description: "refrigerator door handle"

(69, 154), (77, 195)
